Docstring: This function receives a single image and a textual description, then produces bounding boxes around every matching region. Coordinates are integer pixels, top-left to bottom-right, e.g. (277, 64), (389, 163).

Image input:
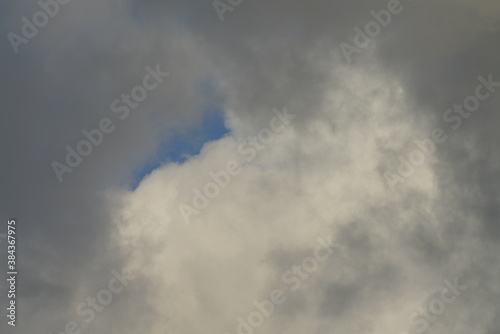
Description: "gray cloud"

(1, 1), (499, 334)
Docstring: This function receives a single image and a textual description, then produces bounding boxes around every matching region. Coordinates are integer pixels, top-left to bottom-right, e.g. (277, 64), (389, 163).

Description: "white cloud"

(108, 66), (448, 334)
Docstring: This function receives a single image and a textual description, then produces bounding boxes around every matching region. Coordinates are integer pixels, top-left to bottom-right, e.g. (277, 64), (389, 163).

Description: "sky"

(130, 108), (229, 189)
(1, 1), (500, 334)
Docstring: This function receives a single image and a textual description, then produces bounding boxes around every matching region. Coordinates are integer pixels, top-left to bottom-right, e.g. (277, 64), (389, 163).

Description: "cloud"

(1, 1), (500, 334)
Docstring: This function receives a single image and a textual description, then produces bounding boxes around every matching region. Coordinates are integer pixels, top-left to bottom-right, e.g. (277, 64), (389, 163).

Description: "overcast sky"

(1, 1), (500, 334)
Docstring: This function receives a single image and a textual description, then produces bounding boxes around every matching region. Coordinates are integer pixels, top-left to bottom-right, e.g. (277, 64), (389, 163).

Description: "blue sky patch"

(130, 109), (230, 190)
